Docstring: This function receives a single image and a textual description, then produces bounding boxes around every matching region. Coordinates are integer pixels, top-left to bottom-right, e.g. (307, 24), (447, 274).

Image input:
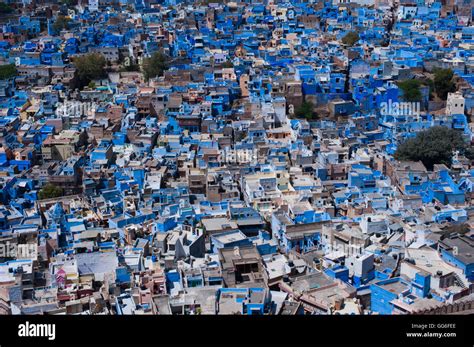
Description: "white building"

(346, 253), (375, 279)
(89, 0), (99, 12)
(446, 92), (465, 116)
(360, 215), (389, 234)
(398, 5), (418, 20)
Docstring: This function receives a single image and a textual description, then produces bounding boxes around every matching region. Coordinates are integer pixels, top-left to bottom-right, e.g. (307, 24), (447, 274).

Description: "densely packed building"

(0, 0), (473, 315)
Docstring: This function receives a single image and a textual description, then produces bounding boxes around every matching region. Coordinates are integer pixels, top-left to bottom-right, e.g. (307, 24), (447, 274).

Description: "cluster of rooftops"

(0, 0), (473, 315)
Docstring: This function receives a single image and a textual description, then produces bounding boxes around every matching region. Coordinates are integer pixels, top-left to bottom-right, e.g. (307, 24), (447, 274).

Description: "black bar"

(0, 315), (472, 346)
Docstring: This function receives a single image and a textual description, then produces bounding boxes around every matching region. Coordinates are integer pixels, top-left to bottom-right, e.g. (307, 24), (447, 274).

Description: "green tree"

(0, 3), (13, 14)
(394, 126), (467, 170)
(118, 53), (140, 72)
(38, 184), (64, 200)
(464, 145), (474, 160)
(53, 15), (71, 33)
(121, 63), (140, 72)
(433, 68), (456, 100)
(221, 60), (234, 68)
(142, 52), (169, 81)
(60, 0), (76, 5)
(397, 79), (422, 102)
(72, 53), (107, 89)
(341, 31), (360, 47)
(0, 64), (17, 80)
(422, 78), (435, 100)
(294, 101), (317, 120)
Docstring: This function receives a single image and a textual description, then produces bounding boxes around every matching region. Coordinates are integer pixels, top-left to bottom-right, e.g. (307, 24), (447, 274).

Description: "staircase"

(453, 272), (469, 290)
